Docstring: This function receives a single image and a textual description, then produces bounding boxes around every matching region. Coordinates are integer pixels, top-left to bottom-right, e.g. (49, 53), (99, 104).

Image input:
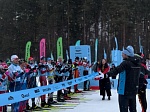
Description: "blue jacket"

(107, 57), (141, 96)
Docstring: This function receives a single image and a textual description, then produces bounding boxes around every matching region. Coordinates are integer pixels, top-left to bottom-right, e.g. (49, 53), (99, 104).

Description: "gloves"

(12, 71), (18, 77)
(98, 71), (104, 79)
(94, 71), (105, 80)
(41, 70), (47, 74)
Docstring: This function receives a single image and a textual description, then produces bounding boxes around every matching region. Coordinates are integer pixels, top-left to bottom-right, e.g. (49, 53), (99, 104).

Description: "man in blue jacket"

(8, 55), (24, 112)
(99, 46), (141, 112)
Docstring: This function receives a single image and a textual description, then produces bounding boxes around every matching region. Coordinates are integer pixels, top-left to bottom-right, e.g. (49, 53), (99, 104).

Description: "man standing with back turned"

(98, 46), (141, 112)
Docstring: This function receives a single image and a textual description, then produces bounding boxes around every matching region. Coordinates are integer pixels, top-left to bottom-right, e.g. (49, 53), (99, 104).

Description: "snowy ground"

(58, 89), (150, 112)
(7, 89), (150, 112)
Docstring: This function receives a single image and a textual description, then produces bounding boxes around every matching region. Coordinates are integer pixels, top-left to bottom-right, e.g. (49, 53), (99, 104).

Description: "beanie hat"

(28, 57), (34, 61)
(68, 59), (72, 64)
(75, 57), (79, 60)
(40, 56), (45, 60)
(47, 57), (51, 61)
(122, 46), (134, 57)
(11, 55), (19, 61)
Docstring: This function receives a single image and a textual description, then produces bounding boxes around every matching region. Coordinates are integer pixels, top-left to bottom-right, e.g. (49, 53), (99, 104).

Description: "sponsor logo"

(21, 93), (30, 98)
(88, 75), (91, 77)
(43, 88), (51, 92)
(78, 78), (82, 81)
(8, 96), (14, 100)
(62, 83), (65, 87)
(67, 81), (72, 85)
(34, 89), (40, 93)
(75, 50), (81, 52)
(84, 77), (88, 79)
(54, 85), (60, 90)
(75, 46), (81, 49)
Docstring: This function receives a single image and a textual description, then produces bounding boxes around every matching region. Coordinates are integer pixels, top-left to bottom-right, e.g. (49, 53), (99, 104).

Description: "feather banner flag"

(25, 41), (31, 62)
(66, 50), (69, 60)
(57, 37), (63, 59)
(51, 52), (54, 61)
(75, 40), (80, 46)
(40, 38), (46, 58)
(139, 36), (143, 53)
(104, 48), (107, 59)
(95, 38), (98, 62)
(122, 46), (124, 51)
(114, 37), (118, 50)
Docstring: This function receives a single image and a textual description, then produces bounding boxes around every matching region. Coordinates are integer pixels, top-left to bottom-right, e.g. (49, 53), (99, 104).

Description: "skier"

(55, 57), (65, 102)
(18, 59), (28, 112)
(38, 56), (50, 107)
(67, 59), (73, 94)
(82, 57), (92, 91)
(8, 55), (24, 112)
(0, 63), (9, 112)
(61, 60), (71, 100)
(73, 57), (82, 93)
(26, 57), (41, 110)
(46, 57), (57, 104)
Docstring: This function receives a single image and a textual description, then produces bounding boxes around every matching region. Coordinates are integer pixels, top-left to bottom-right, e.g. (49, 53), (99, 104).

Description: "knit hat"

(75, 57), (79, 60)
(11, 55), (19, 61)
(47, 57), (51, 61)
(68, 59), (72, 64)
(40, 56), (45, 60)
(122, 46), (134, 57)
(28, 57), (34, 61)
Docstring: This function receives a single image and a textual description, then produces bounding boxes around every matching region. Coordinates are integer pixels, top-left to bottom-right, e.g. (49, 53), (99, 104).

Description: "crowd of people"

(0, 45), (150, 112)
(0, 55), (92, 112)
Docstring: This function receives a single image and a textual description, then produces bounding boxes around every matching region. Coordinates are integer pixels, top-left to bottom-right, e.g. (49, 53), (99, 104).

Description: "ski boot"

(64, 95), (71, 100)
(48, 98), (57, 104)
(31, 103), (41, 110)
(74, 89), (82, 93)
(41, 101), (51, 108)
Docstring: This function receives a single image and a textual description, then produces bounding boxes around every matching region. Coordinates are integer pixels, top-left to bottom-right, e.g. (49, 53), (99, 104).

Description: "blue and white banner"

(0, 72), (98, 106)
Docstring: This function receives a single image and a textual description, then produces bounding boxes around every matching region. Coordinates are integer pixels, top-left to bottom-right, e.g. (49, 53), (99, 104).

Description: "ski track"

(6, 89), (150, 112)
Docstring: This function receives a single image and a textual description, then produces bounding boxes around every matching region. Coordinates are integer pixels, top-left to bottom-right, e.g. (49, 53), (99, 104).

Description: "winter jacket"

(107, 57), (141, 96)
(0, 73), (7, 91)
(98, 63), (111, 90)
(8, 63), (24, 82)
(38, 63), (48, 76)
(138, 63), (148, 91)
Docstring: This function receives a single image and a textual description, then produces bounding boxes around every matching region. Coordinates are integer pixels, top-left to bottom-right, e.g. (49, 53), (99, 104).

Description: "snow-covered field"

(6, 89), (150, 112)
(59, 89), (150, 112)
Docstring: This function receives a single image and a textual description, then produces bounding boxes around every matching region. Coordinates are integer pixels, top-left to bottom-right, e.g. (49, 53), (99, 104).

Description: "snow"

(58, 89), (150, 112)
(6, 89), (150, 112)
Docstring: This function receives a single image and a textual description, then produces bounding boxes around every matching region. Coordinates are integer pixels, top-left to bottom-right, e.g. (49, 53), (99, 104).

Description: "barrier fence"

(1, 72), (149, 106)
(0, 72), (98, 106)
